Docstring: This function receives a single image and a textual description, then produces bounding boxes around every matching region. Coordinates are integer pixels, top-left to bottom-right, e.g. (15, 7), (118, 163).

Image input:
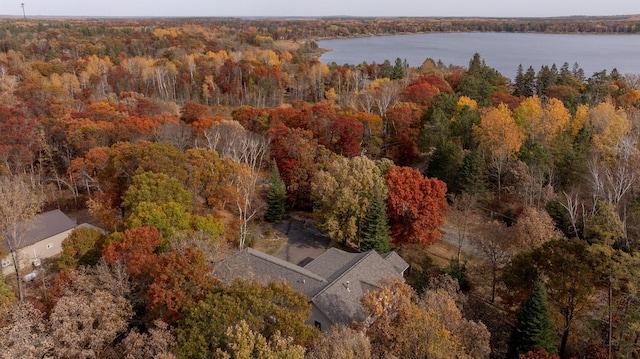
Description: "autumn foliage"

(385, 166), (447, 245)
(268, 122), (325, 209)
(102, 226), (162, 276)
(327, 117), (364, 157)
(399, 75), (453, 106)
(4, 16), (640, 358)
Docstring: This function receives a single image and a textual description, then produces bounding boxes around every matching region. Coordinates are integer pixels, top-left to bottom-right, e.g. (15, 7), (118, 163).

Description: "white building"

(1, 209), (76, 275)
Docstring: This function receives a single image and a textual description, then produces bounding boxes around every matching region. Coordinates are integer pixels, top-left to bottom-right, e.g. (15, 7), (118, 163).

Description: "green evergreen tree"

(391, 57), (405, 80)
(426, 139), (464, 191)
(360, 192), (391, 253)
(265, 164), (288, 222)
(445, 258), (470, 291)
(558, 62), (572, 85)
(536, 65), (557, 96)
(513, 64), (526, 96)
(515, 65), (537, 97)
(453, 150), (486, 195)
(508, 281), (557, 358)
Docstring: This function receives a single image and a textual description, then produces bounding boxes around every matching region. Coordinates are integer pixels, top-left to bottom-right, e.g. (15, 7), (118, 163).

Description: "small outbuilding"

(1, 209), (76, 275)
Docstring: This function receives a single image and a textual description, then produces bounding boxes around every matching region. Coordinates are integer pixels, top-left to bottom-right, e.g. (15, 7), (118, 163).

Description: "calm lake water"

(317, 32), (640, 79)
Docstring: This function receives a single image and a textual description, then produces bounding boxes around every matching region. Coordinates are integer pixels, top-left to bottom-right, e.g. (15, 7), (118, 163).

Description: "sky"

(0, 0), (638, 18)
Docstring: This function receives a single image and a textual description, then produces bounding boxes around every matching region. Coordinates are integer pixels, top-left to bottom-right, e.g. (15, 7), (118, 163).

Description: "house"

(213, 247), (409, 331)
(1, 209), (76, 275)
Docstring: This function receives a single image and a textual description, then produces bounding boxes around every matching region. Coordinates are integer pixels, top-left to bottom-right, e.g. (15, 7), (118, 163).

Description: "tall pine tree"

(360, 192), (391, 253)
(265, 164), (288, 222)
(453, 150), (486, 195)
(508, 281), (557, 358)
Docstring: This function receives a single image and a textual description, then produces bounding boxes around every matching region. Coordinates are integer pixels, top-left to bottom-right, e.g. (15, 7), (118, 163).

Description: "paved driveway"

(271, 218), (330, 266)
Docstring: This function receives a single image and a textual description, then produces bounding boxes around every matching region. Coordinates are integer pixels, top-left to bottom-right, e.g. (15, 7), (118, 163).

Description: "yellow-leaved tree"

(543, 98), (572, 145)
(311, 156), (386, 250)
(514, 96), (544, 141)
(456, 96), (479, 112)
(515, 96), (570, 147)
(473, 103), (524, 202)
(589, 101), (631, 160)
(571, 104), (590, 139)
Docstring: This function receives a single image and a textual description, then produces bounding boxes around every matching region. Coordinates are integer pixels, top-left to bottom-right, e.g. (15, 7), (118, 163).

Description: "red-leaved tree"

(102, 226), (161, 276)
(385, 166), (447, 246)
(328, 117), (364, 157)
(267, 122), (324, 210)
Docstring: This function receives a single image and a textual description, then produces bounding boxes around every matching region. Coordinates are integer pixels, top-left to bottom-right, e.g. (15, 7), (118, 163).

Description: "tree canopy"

(385, 166), (448, 245)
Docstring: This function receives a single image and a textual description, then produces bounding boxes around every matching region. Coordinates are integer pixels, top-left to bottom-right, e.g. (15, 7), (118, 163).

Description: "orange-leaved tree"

(144, 247), (215, 323)
(103, 226), (215, 323)
(385, 166), (447, 246)
(102, 226), (161, 277)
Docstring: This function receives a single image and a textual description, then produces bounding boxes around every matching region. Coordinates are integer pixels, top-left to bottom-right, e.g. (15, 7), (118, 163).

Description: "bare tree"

(472, 220), (513, 303)
(0, 175), (44, 302)
(356, 90), (376, 113)
(202, 120), (247, 161)
(587, 156), (606, 215)
(153, 121), (193, 151)
(587, 136), (640, 240)
(202, 120), (269, 175)
(116, 320), (176, 359)
(202, 121), (268, 249)
(623, 73), (640, 90)
(49, 290), (132, 359)
(233, 166), (264, 250)
(509, 160), (555, 209)
(448, 193), (477, 262)
(349, 67), (367, 93)
(170, 230), (232, 267)
(605, 135), (640, 208)
(373, 81), (401, 118)
(560, 190), (583, 239)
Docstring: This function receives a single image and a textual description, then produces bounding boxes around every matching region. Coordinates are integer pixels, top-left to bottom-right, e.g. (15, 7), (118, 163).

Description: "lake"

(317, 32), (640, 79)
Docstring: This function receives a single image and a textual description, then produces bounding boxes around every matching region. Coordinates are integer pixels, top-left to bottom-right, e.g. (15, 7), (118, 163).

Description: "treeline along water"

(317, 32), (640, 79)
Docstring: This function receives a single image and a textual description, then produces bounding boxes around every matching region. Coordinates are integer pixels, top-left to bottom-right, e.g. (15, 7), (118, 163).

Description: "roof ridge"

(380, 251), (409, 273)
(311, 250), (376, 300)
(245, 248), (327, 283)
(303, 247), (345, 265)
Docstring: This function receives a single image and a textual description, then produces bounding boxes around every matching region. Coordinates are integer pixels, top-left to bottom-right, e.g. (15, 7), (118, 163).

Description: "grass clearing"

(248, 221), (288, 255)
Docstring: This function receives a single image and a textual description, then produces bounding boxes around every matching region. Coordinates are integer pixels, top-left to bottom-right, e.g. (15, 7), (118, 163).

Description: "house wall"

(308, 304), (333, 332)
(1, 228), (74, 275)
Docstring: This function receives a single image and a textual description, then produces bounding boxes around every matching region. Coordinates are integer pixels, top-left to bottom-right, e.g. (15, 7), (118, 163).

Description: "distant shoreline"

(1, 15), (639, 43)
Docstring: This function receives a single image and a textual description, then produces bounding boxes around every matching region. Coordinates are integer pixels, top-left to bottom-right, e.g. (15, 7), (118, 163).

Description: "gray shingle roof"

(310, 250), (408, 325)
(1, 209), (76, 252)
(381, 251), (410, 274)
(303, 248), (368, 281)
(212, 248), (327, 297)
(213, 246), (409, 327)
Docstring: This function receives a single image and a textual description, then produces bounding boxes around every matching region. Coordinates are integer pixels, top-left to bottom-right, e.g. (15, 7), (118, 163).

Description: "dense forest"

(1, 16), (640, 358)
